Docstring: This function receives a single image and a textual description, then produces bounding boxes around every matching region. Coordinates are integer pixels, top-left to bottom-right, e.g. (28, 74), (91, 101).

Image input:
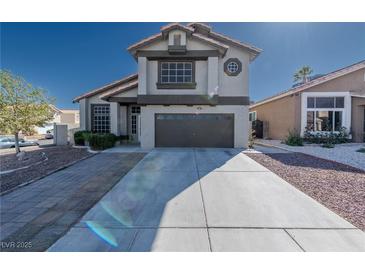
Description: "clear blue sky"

(1, 23), (364, 109)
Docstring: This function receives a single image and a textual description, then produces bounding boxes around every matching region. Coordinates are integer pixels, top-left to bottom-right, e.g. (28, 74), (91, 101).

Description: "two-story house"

(73, 23), (262, 148)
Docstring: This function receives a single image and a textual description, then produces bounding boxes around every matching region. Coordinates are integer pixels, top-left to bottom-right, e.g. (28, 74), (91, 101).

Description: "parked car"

(0, 136), (39, 149)
(45, 130), (54, 139)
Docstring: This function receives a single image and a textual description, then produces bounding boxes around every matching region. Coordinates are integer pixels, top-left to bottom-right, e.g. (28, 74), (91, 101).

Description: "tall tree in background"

(0, 70), (55, 154)
(293, 66), (313, 83)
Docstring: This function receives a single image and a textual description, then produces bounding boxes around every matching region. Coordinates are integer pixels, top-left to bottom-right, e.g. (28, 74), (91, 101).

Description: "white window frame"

(91, 104), (110, 133)
(160, 61), (193, 84)
(227, 61), (239, 74)
(249, 111), (257, 122)
(301, 91), (351, 136)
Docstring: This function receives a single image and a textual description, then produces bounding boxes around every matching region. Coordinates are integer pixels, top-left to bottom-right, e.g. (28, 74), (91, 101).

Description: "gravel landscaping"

(256, 139), (365, 171)
(0, 146), (92, 193)
(247, 151), (365, 230)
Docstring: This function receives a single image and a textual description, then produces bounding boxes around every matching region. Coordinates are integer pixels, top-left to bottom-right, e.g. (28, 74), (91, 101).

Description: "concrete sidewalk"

(49, 148), (365, 252)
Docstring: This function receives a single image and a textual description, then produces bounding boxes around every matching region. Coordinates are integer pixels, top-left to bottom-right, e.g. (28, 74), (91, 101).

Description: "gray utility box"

(53, 123), (68, 145)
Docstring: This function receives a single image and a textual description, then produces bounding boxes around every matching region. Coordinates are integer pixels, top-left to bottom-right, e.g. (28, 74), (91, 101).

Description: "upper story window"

(91, 104), (110, 133)
(173, 34), (181, 46)
(159, 61), (194, 84)
(227, 61), (239, 74)
(224, 58), (242, 76)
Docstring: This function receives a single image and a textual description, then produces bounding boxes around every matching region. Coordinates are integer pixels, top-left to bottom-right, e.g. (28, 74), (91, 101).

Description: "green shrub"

(88, 133), (117, 150)
(284, 130), (303, 146)
(82, 131), (93, 142)
(304, 127), (349, 144)
(322, 143), (335, 148)
(74, 130), (91, 146)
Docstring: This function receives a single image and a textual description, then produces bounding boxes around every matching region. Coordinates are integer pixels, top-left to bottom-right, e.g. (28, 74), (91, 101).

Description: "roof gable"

(187, 22), (262, 61)
(128, 22), (261, 59)
(73, 73), (137, 102)
(250, 60), (365, 108)
(160, 23), (194, 38)
(100, 80), (138, 100)
(128, 23), (193, 55)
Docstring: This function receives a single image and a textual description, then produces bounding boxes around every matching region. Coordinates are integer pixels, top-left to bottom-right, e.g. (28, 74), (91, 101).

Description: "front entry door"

(129, 106), (140, 143)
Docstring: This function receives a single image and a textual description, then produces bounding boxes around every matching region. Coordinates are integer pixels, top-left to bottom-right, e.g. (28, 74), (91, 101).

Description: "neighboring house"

(249, 60), (365, 142)
(35, 105), (80, 134)
(73, 23), (262, 148)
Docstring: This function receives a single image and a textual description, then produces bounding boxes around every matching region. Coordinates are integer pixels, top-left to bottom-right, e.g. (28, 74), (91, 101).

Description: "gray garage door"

(155, 114), (234, 148)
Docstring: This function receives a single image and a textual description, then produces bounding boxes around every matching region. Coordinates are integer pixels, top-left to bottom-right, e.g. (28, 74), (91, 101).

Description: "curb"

(0, 152), (98, 196)
(254, 141), (292, 152)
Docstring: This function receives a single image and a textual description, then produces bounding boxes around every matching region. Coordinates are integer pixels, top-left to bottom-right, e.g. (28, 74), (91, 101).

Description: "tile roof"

(191, 32), (229, 53)
(208, 31), (262, 58)
(160, 23), (194, 34)
(127, 32), (162, 53)
(99, 80), (138, 100)
(73, 73), (137, 102)
(127, 22), (261, 59)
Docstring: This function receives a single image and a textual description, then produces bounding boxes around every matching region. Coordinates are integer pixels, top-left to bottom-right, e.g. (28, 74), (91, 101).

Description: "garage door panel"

(155, 114), (234, 148)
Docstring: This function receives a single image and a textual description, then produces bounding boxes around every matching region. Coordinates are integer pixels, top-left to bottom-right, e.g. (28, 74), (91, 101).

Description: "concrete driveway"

(49, 148), (365, 252)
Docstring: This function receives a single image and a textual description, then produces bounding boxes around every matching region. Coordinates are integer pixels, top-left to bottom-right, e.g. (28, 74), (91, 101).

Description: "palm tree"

(293, 66), (313, 83)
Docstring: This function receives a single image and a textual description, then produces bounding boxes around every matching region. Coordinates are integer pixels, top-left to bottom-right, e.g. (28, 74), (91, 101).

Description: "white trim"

(300, 91), (352, 136)
(249, 111), (257, 122)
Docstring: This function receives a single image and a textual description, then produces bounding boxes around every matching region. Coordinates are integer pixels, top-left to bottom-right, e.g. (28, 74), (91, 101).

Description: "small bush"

(88, 133), (117, 150)
(284, 131), (303, 146)
(74, 130), (91, 146)
(248, 128), (255, 149)
(304, 127), (349, 144)
(82, 131), (93, 142)
(322, 143), (335, 148)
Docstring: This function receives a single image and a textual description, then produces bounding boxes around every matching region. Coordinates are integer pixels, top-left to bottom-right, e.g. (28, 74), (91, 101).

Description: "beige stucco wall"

(251, 68), (365, 140)
(304, 68), (365, 93)
(351, 97), (365, 142)
(250, 94), (301, 140)
(140, 105), (249, 149)
(60, 113), (76, 124)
